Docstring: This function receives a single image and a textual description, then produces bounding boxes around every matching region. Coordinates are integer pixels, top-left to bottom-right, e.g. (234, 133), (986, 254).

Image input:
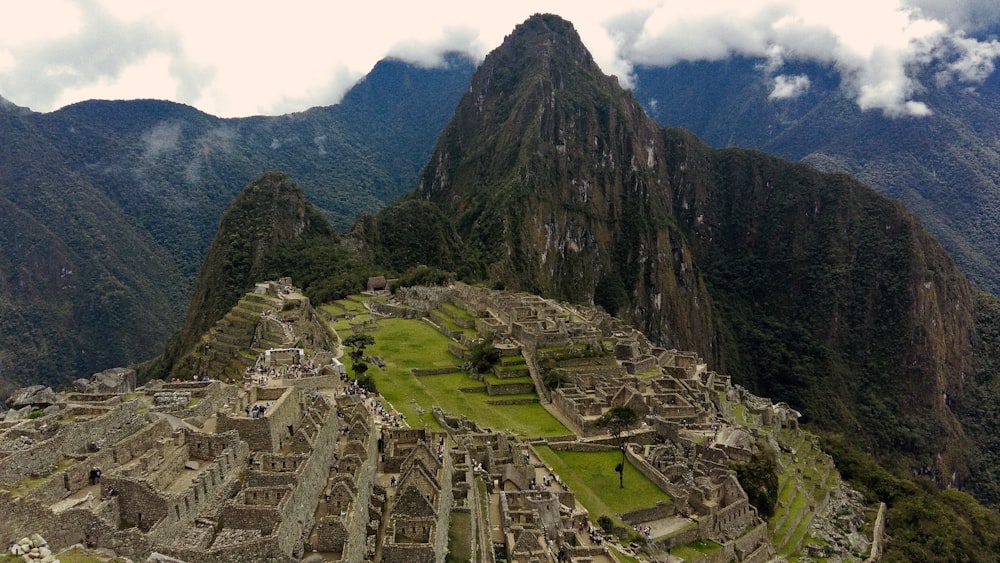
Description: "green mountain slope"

(0, 109), (186, 396)
(167, 14), (1000, 557)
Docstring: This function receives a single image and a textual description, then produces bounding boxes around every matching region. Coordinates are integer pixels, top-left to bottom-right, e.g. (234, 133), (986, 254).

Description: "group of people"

(586, 524), (605, 545)
(527, 471), (568, 492)
(369, 399), (405, 428)
(635, 524), (654, 543)
(245, 403), (271, 418)
(246, 362), (318, 381)
(340, 377), (369, 398)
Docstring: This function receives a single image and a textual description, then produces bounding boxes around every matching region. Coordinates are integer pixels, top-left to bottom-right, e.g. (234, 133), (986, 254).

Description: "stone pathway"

(50, 483), (101, 512)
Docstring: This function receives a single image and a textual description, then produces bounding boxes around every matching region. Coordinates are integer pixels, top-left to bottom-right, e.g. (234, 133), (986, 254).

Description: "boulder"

(3, 407), (27, 422)
(91, 367), (137, 394)
(7, 385), (59, 408)
(30, 533), (47, 546)
(73, 378), (93, 392)
(142, 379), (166, 391)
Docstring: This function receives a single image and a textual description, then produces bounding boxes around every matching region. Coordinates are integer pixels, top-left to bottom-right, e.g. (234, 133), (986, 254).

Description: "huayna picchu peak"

(4, 11), (1000, 563)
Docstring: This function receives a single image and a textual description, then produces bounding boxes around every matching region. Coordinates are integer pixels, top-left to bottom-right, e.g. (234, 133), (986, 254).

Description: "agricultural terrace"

(325, 296), (569, 437)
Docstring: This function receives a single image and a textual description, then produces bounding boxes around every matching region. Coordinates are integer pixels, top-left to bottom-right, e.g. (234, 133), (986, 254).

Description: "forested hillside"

(0, 56), (474, 391)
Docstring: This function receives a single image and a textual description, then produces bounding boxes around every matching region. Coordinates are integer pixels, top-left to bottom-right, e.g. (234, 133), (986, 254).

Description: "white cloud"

(769, 74), (810, 99)
(0, 0), (998, 117)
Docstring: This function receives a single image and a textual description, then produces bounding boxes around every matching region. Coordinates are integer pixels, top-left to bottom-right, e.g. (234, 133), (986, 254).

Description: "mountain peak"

(486, 13), (601, 81)
(0, 94), (32, 115)
(416, 13), (645, 207)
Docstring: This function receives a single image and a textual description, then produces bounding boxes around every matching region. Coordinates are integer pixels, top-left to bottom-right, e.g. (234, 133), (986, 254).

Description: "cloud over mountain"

(2, 1), (999, 117)
(611, 0), (1000, 117)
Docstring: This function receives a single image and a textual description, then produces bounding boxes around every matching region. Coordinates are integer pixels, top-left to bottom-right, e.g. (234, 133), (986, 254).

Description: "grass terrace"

(534, 446), (671, 524)
(441, 301), (477, 321)
(3, 457), (78, 498)
(608, 545), (641, 563)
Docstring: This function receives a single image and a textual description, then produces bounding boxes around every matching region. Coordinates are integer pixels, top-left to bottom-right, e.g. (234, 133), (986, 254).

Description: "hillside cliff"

(0, 110), (185, 395)
(377, 13), (977, 482)
(635, 59), (1000, 296)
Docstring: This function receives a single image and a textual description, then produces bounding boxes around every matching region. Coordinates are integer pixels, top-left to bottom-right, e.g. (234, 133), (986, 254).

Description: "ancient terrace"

(0, 282), (881, 562)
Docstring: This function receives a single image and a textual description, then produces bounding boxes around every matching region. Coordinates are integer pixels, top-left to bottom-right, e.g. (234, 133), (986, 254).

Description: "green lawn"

(534, 446), (671, 521)
(671, 538), (722, 560)
(335, 311), (568, 437)
(447, 511), (473, 562)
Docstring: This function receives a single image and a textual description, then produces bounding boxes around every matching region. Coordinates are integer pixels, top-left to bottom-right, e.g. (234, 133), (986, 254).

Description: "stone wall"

(0, 492), (153, 559)
(108, 477), (169, 531)
(485, 381), (535, 395)
(341, 408), (379, 562)
(272, 394), (340, 558)
(0, 399), (145, 485)
(217, 387), (299, 452)
(619, 501), (676, 525)
(147, 439), (249, 542)
(625, 445), (688, 502)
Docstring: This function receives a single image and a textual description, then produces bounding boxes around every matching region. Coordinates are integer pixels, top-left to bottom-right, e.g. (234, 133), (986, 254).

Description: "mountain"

(0, 55), (474, 391)
(158, 13), (1000, 556)
(371, 13), (979, 493)
(632, 58), (1000, 296)
(150, 171), (344, 380)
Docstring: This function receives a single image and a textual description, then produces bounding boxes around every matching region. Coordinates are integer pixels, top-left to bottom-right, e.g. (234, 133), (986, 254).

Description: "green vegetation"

(534, 446), (670, 522)
(733, 440), (779, 519)
(466, 337), (502, 375)
(336, 313), (567, 436)
(608, 545), (641, 563)
(394, 265), (456, 290)
(820, 432), (1000, 561)
(670, 538), (722, 560)
(446, 511), (473, 563)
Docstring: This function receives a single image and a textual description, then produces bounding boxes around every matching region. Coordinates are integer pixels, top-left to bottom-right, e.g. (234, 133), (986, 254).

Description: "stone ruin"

(0, 281), (876, 562)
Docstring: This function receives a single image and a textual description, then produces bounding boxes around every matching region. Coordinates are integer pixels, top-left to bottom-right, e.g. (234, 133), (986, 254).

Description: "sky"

(2, 0), (1000, 118)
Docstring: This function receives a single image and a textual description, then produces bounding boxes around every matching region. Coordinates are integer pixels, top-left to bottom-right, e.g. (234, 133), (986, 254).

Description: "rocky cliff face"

(402, 13), (977, 481)
(415, 14), (719, 355)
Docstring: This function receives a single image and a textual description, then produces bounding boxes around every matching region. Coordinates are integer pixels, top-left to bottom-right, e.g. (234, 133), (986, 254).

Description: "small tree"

(466, 335), (501, 375)
(343, 333), (375, 364)
(596, 405), (638, 488)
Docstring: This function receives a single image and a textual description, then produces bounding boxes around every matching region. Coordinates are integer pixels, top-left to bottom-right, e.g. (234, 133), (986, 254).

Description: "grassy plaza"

(534, 446), (671, 518)
(327, 300), (569, 437)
